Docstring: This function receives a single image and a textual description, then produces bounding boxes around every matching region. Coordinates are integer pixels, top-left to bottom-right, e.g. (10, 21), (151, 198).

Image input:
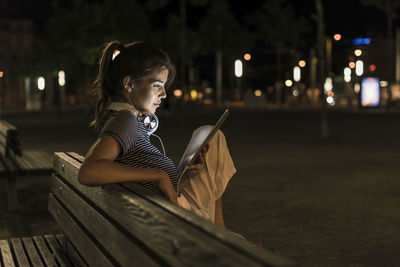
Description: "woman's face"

(131, 67), (168, 115)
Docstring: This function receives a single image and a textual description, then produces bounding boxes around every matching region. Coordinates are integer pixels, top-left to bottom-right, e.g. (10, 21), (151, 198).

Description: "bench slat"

(65, 240), (88, 267)
(50, 174), (159, 267)
(33, 236), (58, 266)
(0, 240), (16, 267)
(10, 238), (30, 267)
(22, 237), (45, 267)
(15, 150), (53, 175)
(55, 234), (88, 267)
(48, 193), (115, 267)
(44, 234), (73, 267)
(53, 152), (281, 267)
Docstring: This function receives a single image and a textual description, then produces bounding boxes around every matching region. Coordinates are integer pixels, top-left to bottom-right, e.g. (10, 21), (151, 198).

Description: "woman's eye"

(153, 84), (161, 88)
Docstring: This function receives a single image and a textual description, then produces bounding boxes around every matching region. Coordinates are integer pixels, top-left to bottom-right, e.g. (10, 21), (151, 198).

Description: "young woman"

(78, 41), (236, 227)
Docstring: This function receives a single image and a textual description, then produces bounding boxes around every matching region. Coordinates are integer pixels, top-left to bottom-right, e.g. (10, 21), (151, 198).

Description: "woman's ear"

(123, 76), (135, 93)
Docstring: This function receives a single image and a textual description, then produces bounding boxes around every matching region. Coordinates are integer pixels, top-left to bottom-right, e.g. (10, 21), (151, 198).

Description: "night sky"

(0, 0), (396, 38)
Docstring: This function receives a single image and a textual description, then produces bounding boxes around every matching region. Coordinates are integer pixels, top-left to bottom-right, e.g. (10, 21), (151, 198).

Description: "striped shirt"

(99, 109), (179, 196)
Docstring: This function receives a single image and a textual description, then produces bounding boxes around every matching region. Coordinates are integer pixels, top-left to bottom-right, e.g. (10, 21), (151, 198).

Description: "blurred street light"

(285, 80), (293, 87)
(324, 77), (333, 93)
(190, 89), (197, 100)
(354, 83), (361, 93)
(349, 62), (356, 69)
(356, 60), (364, 76)
(58, 70), (66, 86)
(380, 81), (388, 87)
(234, 59), (243, 78)
(254, 89), (262, 97)
(369, 64), (376, 71)
(298, 60), (306, 67)
(205, 87), (213, 94)
(354, 49), (362, 56)
(244, 53), (251, 61)
(0, 71), (3, 77)
(38, 77), (45, 90)
(344, 67), (351, 82)
(173, 89), (183, 97)
(293, 66), (301, 82)
(334, 34), (342, 41)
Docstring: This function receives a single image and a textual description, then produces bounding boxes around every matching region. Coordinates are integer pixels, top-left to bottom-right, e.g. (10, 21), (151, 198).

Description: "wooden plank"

(65, 240), (88, 267)
(16, 151), (53, 175)
(51, 174), (159, 267)
(48, 193), (115, 267)
(10, 238), (30, 267)
(0, 134), (6, 148)
(33, 236), (57, 266)
(55, 234), (88, 267)
(0, 120), (17, 132)
(22, 237), (44, 267)
(53, 153), (282, 267)
(43, 235), (73, 267)
(0, 239), (16, 267)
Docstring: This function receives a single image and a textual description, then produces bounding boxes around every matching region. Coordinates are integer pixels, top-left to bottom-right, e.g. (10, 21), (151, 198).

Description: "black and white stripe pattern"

(99, 110), (178, 196)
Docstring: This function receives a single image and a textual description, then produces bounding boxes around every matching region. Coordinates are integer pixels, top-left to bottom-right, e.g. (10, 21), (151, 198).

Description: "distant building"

(0, 19), (36, 109)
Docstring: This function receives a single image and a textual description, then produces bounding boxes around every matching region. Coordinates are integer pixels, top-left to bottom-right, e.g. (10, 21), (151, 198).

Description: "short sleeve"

(99, 110), (138, 156)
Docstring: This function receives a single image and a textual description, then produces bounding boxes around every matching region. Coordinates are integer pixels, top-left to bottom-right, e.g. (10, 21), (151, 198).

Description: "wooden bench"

(45, 152), (294, 266)
(0, 120), (53, 210)
(0, 234), (74, 266)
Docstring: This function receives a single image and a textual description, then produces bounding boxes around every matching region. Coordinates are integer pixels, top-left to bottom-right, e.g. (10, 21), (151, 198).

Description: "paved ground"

(1, 106), (400, 266)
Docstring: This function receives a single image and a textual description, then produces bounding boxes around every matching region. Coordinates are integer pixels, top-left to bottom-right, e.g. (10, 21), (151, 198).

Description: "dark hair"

(90, 40), (175, 130)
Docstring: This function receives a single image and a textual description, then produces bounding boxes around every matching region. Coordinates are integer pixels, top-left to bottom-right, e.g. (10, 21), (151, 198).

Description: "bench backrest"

(49, 152), (293, 267)
(0, 120), (22, 159)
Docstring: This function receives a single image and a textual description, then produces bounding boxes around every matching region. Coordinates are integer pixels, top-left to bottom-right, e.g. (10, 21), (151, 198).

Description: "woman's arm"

(78, 135), (177, 203)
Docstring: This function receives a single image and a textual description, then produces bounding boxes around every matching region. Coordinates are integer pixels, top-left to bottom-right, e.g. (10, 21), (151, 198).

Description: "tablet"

(177, 109), (230, 178)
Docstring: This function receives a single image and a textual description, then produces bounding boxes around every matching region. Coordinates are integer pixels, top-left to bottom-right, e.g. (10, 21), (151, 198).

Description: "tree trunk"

(216, 50), (223, 106)
(179, 0), (186, 88)
(315, 0), (329, 139)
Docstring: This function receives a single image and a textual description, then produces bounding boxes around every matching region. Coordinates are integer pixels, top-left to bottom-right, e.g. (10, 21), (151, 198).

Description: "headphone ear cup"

(143, 114), (159, 135)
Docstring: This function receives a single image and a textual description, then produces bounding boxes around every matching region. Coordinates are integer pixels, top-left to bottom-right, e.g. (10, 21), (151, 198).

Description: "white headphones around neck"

(142, 114), (159, 136)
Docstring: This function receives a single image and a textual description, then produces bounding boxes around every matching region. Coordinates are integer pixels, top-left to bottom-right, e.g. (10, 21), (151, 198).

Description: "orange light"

(0, 71), (3, 77)
(244, 53), (251, 61)
(333, 34), (341, 41)
(369, 64), (376, 71)
(349, 62), (355, 69)
(173, 89), (183, 97)
(328, 91), (334, 97)
(298, 60), (306, 67)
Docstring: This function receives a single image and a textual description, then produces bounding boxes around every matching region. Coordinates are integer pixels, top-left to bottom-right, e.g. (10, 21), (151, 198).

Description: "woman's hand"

(179, 144), (209, 191)
(158, 171), (178, 204)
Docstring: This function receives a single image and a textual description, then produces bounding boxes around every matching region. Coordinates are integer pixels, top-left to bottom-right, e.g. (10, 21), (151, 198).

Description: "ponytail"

(90, 41), (125, 131)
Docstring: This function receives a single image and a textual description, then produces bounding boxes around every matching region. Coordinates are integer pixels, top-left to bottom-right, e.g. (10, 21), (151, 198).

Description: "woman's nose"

(160, 87), (167, 99)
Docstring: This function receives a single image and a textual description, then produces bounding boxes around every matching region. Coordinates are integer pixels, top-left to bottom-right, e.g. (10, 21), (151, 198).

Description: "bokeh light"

(190, 89), (198, 100)
(354, 49), (362, 56)
(173, 89), (182, 97)
(333, 34), (341, 41)
(285, 80), (293, 87)
(38, 77), (45, 90)
(369, 64), (376, 71)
